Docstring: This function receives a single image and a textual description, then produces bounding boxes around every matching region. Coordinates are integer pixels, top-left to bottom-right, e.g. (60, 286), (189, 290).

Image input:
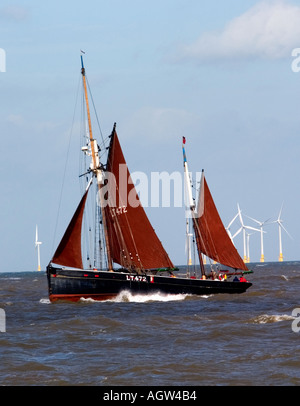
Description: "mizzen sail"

(196, 173), (248, 271)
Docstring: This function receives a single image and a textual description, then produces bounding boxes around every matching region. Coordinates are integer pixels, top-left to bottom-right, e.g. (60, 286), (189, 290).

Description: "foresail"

(196, 174), (248, 271)
(102, 125), (174, 271)
(51, 187), (90, 269)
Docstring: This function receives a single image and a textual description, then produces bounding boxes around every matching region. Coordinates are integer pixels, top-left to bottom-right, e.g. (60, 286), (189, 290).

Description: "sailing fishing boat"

(46, 57), (252, 302)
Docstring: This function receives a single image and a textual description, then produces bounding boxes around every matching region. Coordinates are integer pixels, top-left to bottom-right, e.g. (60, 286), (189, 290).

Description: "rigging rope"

(86, 74), (108, 163)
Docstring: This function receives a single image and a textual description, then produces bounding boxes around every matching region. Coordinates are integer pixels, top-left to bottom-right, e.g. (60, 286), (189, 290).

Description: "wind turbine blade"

(232, 227), (242, 239)
(227, 229), (233, 238)
(237, 204), (244, 226)
(262, 217), (273, 227)
(244, 225), (261, 232)
(227, 212), (239, 229)
(245, 214), (261, 225)
(281, 224), (293, 240)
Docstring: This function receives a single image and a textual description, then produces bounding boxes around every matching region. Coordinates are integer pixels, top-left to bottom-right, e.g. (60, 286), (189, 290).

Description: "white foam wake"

(80, 290), (190, 304)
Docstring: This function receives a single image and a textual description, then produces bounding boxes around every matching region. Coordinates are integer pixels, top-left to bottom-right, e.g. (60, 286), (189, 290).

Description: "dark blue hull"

(47, 265), (252, 302)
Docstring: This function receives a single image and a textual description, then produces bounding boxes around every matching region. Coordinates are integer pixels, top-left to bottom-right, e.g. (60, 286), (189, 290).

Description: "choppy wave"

(250, 314), (294, 324)
(1, 277), (21, 281)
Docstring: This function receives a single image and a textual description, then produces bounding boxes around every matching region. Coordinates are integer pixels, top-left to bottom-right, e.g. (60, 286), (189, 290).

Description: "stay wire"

(51, 74), (81, 256)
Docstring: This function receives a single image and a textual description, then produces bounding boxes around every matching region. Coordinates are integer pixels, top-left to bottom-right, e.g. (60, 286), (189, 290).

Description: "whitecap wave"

(2, 277), (21, 281)
(39, 298), (51, 304)
(251, 314), (294, 324)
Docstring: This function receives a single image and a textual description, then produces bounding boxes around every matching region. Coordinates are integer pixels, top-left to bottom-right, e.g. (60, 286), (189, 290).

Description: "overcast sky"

(1, 0), (300, 272)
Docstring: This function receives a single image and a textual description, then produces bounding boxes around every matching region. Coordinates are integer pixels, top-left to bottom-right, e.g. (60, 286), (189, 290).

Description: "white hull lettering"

(126, 275), (147, 283)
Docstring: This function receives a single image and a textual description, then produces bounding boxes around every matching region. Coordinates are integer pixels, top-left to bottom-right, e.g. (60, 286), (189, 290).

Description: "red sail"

(196, 174), (248, 271)
(103, 127), (174, 271)
(51, 189), (89, 269)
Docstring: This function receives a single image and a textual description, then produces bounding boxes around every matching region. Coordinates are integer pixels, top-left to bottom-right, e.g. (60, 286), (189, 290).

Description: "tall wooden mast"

(80, 56), (113, 270)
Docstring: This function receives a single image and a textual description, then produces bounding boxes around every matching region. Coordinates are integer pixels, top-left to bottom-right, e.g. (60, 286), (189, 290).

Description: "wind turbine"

(35, 225), (42, 271)
(234, 204), (260, 263)
(273, 204), (292, 262)
(245, 215), (271, 263)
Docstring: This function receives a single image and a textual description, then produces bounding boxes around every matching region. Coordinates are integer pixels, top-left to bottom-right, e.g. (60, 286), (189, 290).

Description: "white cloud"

(0, 6), (29, 22)
(123, 106), (196, 142)
(6, 113), (61, 134)
(177, 1), (300, 62)
(7, 114), (23, 125)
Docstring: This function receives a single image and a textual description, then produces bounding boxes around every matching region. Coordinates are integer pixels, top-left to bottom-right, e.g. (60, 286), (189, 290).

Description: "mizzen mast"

(182, 137), (206, 277)
(80, 55), (113, 270)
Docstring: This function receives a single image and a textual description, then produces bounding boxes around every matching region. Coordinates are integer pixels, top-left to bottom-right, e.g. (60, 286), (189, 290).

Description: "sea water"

(0, 262), (300, 386)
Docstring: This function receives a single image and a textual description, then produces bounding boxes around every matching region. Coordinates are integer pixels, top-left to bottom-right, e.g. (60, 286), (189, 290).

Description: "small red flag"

(183, 136), (186, 144)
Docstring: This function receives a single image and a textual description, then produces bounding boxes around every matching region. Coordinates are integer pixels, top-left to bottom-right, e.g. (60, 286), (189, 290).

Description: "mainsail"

(103, 125), (174, 271)
(196, 172), (248, 271)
